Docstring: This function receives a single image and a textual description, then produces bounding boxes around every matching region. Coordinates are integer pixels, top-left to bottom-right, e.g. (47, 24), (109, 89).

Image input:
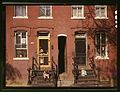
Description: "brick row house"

(6, 5), (117, 87)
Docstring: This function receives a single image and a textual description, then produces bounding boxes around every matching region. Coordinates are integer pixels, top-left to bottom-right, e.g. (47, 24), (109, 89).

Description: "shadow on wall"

(6, 63), (22, 85)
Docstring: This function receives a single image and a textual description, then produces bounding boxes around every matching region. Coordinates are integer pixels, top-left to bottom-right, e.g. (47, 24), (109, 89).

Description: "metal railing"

(27, 56), (58, 87)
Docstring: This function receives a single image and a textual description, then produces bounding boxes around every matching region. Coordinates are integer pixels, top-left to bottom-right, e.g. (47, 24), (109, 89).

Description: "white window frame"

(13, 31), (29, 60)
(95, 32), (109, 59)
(95, 5), (108, 19)
(38, 5), (53, 19)
(13, 5), (28, 19)
(71, 5), (85, 19)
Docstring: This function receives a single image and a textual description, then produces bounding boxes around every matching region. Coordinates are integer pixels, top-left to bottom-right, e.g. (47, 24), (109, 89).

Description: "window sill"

(95, 56), (109, 59)
(71, 17), (86, 19)
(38, 17), (53, 19)
(95, 17), (108, 19)
(13, 58), (29, 61)
(13, 16), (28, 19)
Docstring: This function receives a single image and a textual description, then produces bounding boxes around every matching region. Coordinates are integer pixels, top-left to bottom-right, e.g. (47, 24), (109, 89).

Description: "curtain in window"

(95, 32), (107, 57)
(15, 31), (27, 58)
(15, 6), (26, 16)
(40, 6), (50, 16)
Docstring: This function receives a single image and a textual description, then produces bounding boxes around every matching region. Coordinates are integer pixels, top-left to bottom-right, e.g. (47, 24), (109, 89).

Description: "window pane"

(15, 6), (26, 16)
(101, 46), (106, 57)
(96, 46), (100, 56)
(15, 49), (27, 58)
(39, 57), (48, 65)
(40, 6), (46, 16)
(16, 33), (21, 44)
(78, 7), (82, 17)
(101, 33), (106, 45)
(22, 6), (26, 16)
(95, 32), (107, 57)
(101, 7), (105, 17)
(46, 6), (50, 16)
(39, 39), (48, 54)
(96, 33), (101, 56)
(96, 7), (100, 17)
(96, 34), (100, 45)
(72, 7), (77, 17)
(44, 57), (48, 65)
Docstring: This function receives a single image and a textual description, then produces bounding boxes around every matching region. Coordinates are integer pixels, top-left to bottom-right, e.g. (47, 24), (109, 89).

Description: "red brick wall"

(6, 5), (117, 85)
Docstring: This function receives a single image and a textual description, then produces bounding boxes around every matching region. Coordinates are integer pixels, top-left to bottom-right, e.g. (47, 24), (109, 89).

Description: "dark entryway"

(75, 34), (86, 65)
(58, 36), (66, 74)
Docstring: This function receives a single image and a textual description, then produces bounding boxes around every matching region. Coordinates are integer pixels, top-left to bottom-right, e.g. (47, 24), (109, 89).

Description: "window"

(71, 5), (85, 19)
(38, 5), (52, 19)
(95, 5), (108, 19)
(95, 32), (108, 59)
(14, 31), (28, 59)
(13, 5), (28, 18)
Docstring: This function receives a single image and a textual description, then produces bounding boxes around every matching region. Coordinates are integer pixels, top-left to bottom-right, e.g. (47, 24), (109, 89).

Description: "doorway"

(75, 33), (86, 65)
(58, 36), (66, 74)
(37, 32), (50, 69)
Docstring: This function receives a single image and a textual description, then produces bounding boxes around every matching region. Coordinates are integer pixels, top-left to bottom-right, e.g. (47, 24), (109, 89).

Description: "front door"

(37, 32), (50, 69)
(58, 36), (66, 74)
(75, 33), (86, 65)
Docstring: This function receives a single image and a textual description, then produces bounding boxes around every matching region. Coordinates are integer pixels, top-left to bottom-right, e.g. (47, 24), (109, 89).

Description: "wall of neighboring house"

(6, 5), (117, 86)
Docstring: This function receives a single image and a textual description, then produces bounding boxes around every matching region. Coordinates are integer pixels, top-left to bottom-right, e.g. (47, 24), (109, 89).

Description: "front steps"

(72, 69), (111, 87)
(57, 73), (74, 87)
(28, 69), (57, 87)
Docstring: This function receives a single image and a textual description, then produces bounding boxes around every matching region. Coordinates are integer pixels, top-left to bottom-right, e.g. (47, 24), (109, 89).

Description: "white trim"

(13, 5), (28, 19)
(13, 58), (29, 60)
(75, 33), (86, 38)
(37, 16), (53, 19)
(57, 34), (67, 37)
(95, 17), (108, 19)
(71, 17), (86, 19)
(95, 56), (109, 59)
(13, 16), (28, 19)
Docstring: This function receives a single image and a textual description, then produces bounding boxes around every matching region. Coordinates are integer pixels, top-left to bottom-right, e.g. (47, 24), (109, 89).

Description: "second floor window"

(39, 5), (52, 18)
(71, 5), (85, 19)
(14, 5), (27, 18)
(95, 5), (107, 19)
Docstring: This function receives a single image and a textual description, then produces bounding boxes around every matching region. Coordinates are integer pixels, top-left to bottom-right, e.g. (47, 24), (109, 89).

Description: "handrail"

(88, 56), (100, 82)
(51, 57), (57, 70)
(32, 56), (39, 70)
(51, 56), (58, 87)
(89, 57), (97, 75)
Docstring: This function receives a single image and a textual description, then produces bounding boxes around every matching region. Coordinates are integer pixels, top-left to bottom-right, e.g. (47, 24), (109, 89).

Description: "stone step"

(57, 80), (74, 87)
(31, 83), (55, 87)
(77, 79), (98, 82)
(78, 75), (96, 78)
(74, 81), (111, 87)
